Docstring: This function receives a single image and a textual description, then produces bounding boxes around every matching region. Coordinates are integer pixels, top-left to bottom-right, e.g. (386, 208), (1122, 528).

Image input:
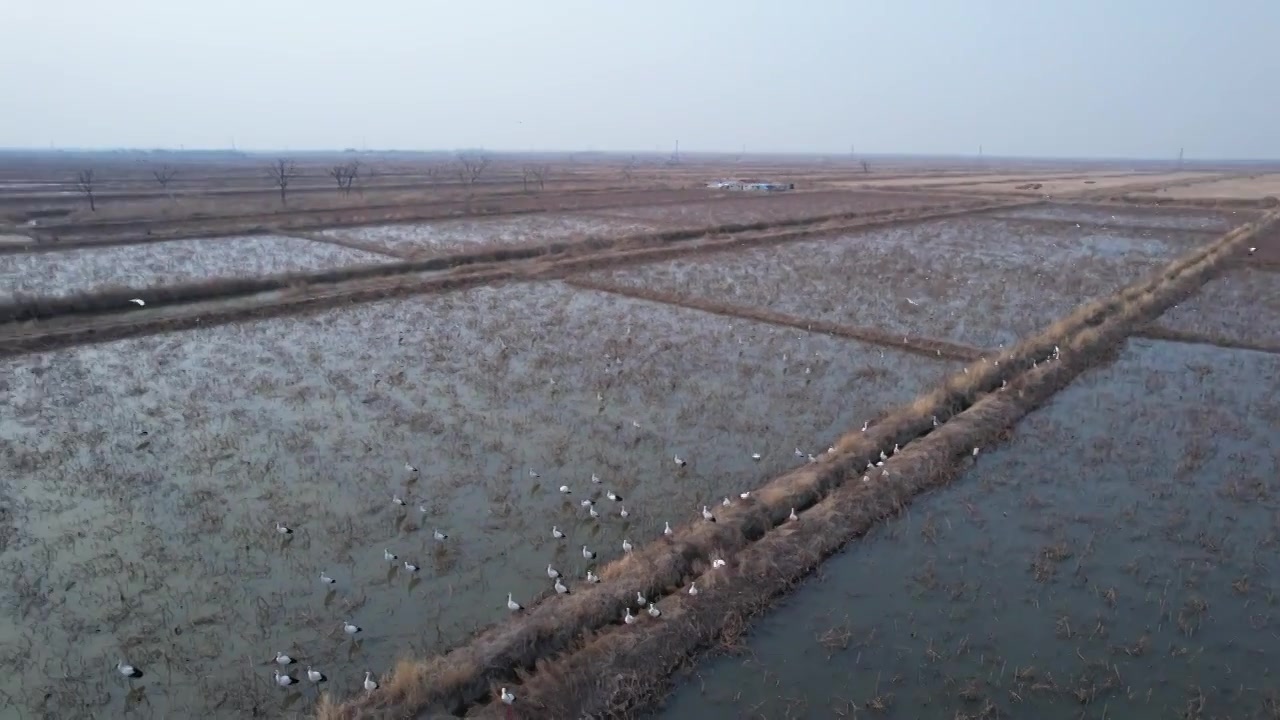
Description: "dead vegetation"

(314, 212), (1275, 718)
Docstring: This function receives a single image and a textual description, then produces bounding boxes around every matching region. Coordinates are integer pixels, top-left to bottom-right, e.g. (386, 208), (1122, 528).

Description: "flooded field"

(585, 215), (1197, 348)
(316, 213), (664, 259)
(0, 280), (956, 718)
(0, 235), (391, 300)
(990, 204), (1244, 232)
(1157, 268), (1280, 346)
(658, 338), (1280, 719)
(594, 191), (960, 227)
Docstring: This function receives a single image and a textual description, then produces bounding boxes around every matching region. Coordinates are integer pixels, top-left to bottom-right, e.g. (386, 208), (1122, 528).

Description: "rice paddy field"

(581, 213), (1223, 349)
(0, 190), (1269, 719)
(0, 280), (957, 718)
(656, 338), (1280, 719)
(0, 235), (392, 300)
(1156, 267), (1280, 347)
(987, 203), (1247, 232)
(592, 190), (963, 227)
(315, 213), (665, 259)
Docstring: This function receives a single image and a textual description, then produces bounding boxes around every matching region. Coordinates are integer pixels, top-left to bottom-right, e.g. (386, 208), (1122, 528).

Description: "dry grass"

(316, 212), (1276, 719)
(457, 213), (1274, 718)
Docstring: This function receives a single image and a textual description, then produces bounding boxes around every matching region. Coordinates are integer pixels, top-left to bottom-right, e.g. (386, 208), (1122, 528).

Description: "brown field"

(1, 150), (1278, 719)
(1139, 172), (1280, 200)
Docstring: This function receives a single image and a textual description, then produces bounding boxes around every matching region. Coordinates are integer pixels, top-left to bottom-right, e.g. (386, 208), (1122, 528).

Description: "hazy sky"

(3, 1), (1277, 158)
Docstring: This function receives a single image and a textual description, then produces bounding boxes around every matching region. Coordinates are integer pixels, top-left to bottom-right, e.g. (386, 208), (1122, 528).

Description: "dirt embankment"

(0, 197), (1018, 331)
(313, 213), (1274, 720)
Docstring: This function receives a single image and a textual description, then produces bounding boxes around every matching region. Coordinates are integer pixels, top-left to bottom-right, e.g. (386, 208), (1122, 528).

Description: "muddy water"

(589, 215), (1195, 349)
(657, 339), (1280, 719)
(318, 213), (663, 257)
(990, 204), (1245, 232)
(0, 234), (392, 301)
(0, 280), (956, 718)
(1158, 267), (1280, 347)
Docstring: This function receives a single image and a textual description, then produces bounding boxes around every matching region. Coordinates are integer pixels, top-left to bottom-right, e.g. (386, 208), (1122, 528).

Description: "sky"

(2, 0), (1278, 159)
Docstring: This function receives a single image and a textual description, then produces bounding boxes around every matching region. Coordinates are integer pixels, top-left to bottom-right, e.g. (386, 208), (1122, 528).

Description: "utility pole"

(1177, 147), (1184, 169)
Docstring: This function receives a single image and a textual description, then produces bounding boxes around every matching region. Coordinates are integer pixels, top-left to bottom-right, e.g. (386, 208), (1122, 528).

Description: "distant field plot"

(595, 190), (963, 227)
(1156, 268), (1280, 347)
(583, 215), (1202, 348)
(989, 203), (1244, 232)
(1145, 173), (1280, 200)
(317, 212), (664, 258)
(0, 235), (391, 299)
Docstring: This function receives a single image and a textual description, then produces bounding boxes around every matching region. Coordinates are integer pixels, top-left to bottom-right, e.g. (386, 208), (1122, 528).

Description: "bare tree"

(267, 158), (298, 205)
(621, 156), (638, 182)
(861, 160), (870, 174)
(75, 170), (97, 212)
(328, 160), (360, 195)
(152, 164), (178, 199)
(455, 151), (490, 186)
(529, 164), (550, 191)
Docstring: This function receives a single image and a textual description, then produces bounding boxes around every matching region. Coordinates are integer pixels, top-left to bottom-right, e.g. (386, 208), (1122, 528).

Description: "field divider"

(313, 206), (1274, 718)
(0, 198), (1027, 334)
(455, 211), (1279, 720)
(1134, 324), (1280, 356)
(564, 276), (986, 361)
(272, 230), (410, 260)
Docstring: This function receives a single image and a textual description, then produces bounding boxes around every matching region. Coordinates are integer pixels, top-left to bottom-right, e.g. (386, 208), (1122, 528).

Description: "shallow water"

(990, 204), (1243, 232)
(588, 215), (1193, 348)
(657, 339), (1280, 719)
(0, 280), (955, 718)
(318, 213), (662, 257)
(0, 235), (391, 300)
(1158, 268), (1280, 347)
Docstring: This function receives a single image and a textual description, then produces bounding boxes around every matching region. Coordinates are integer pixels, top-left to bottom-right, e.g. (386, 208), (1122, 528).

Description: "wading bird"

(688, 583), (698, 595)
(582, 545), (596, 559)
(274, 652), (294, 665)
(546, 563), (560, 579)
(507, 593), (522, 611)
(404, 462), (418, 473)
(554, 577), (569, 594)
(363, 672), (378, 692)
(433, 528), (447, 542)
(306, 666), (326, 683)
(664, 522), (673, 536)
(274, 670), (296, 687)
(403, 561), (419, 573)
(343, 621), (362, 635)
(552, 526), (565, 539)
(275, 522), (292, 535)
(623, 607), (636, 624)
(383, 549), (397, 562)
(502, 687), (515, 704)
(622, 539), (633, 553)
(129, 298), (146, 306)
(647, 602), (661, 618)
(701, 506), (716, 522)
(319, 572), (335, 585)
(619, 506), (629, 518)
(116, 660), (142, 678)
(606, 491), (622, 502)
(586, 570), (600, 583)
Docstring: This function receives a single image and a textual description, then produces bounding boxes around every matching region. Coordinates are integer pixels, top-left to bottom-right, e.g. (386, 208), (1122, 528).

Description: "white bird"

(591, 473), (602, 484)
(892, 444), (900, 454)
(721, 497), (731, 507)
(582, 545), (596, 560)
(433, 528), (448, 541)
(972, 447), (981, 457)
(589, 505), (600, 519)
(580, 499), (594, 507)
(501, 687), (516, 705)
(861, 421), (869, 432)
(619, 506), (629, 519)
(418, 504), (429, 513)
(789, 508), (798, 522)
(632, 421), (641, 429)
(403, 561), (419, 572)
(404, 462), (418, 473)
(673, 455), (687, 467)
(547, 563), (560, 579)
(552, 526), (565, 539)
(932, 415), (939, 427)
(320, 572), (335, 585)
(712, 558), (727, 568)
(636, 591), (647, 605)
(275, 522), (292, 535)
(507, 593), (522, 612)
(586, 570), (600, 583)
(116, 660), (141, 678)
(701, 506), (716, 522)
(383, 548), (397, 561)
(906, 298), (918, 306)
(274, 652), (294, 665)
(554, 577), (569, 594)
(808, 454), (817, 463)
(129, 298), (146, 306)
(606, 491), (623, 502)
(794, 448), (805, 458)
(622, 539), (633, 553)
(529, 469), (540, 478)
(343, 621), (362, 635)
(664, 521), (673, 536)
(274, 670), (296, 687)
(688, 583), (698, 596)
(363, 672), (378, 692)
(392, 494), (406, 506)
(1249, 247), (1256, 254)
(306, 666), (326, 683)
(623, 607), (636, 624)
(739, 491), (750, 500)
(879, 451), (888, 461)
(559, 485), (571, 494)
(647, 602), (661, 618)
(751, 452), (762, 461)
